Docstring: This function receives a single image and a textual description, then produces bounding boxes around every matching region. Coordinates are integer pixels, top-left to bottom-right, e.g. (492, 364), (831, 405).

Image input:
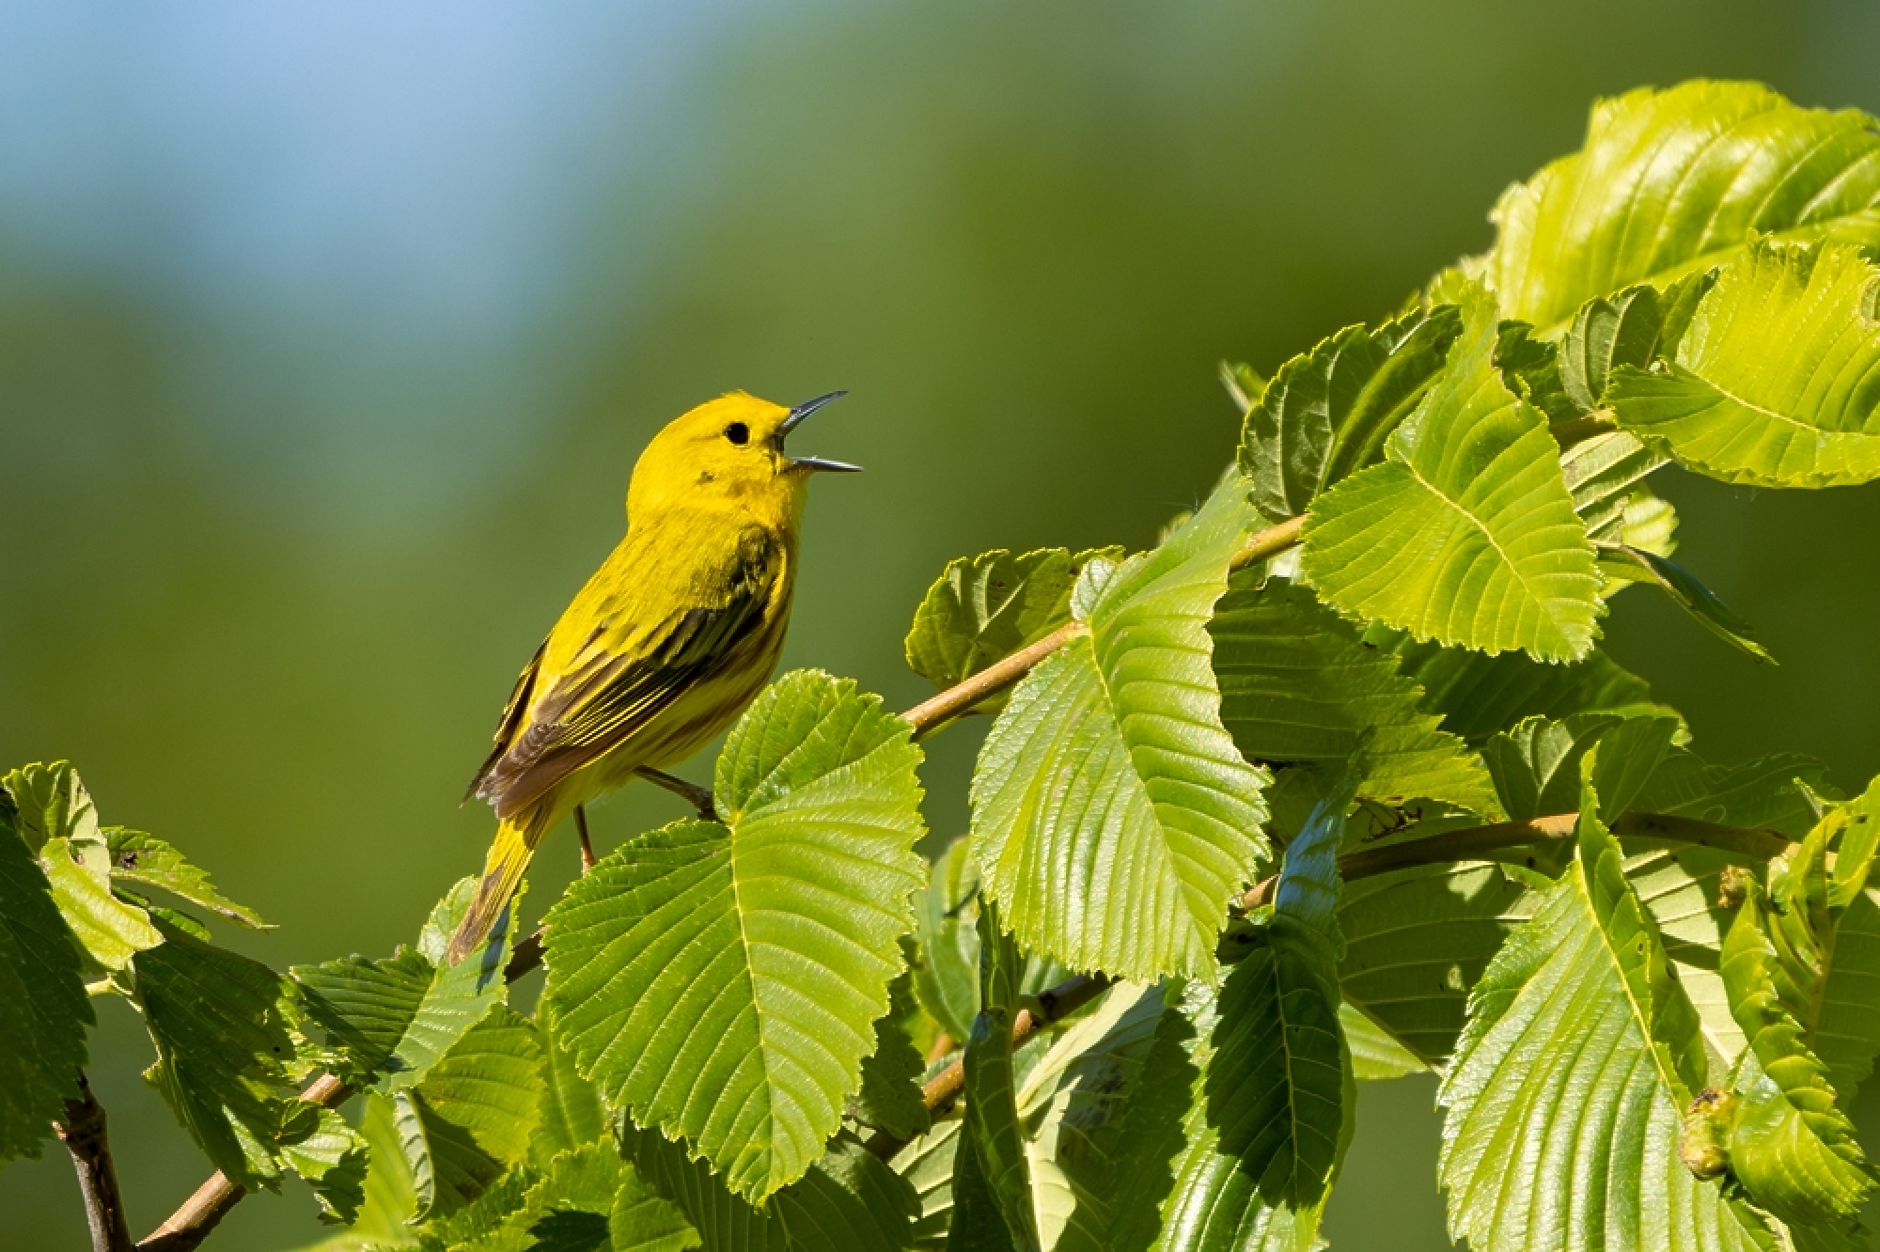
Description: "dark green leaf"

(956, 904), (1037, 1251)
(294, 877), (519, 1092)
(911, 838), (980, 1043)
(1210, 575), (1500, 814)
(135, 921), (318, 1189)
(1389, 632), (1665, 741)
(0, 786), (93, 1163)
(853, 972), (931, 1142)
(398, 1005), (544, 1223)
(1596, 545), (1774, 662)
(1483, 713), (1620, 821)
(905, 548), (1122, 706)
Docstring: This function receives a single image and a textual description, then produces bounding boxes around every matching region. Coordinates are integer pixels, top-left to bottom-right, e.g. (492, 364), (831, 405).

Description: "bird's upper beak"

(779, 390), (862, 473)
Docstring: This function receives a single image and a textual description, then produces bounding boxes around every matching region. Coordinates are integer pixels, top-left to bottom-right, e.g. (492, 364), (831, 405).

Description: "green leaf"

(1563, 429), (1670, 547)
(397, 1005), (544, 1223)
(912, 838), (981, 1044)
(906, 548), (1122, 704)
(971, 475), (1272, 982)
(1596, 545), (1774, 662)
(534, 1002), (606, 1167)
(2, 761), (106, 857)
(624, 1122), (916, 1251)
(1239, 306), (1464, 521)
(0, 787), (93, 1163)
(852, 972), (931, 1143)
(956, 904), (1038, 1252)
(1339, 1003), (1424, 1080)
(1482, 713), (1619, 821)
(1708, 798), (1877, 1226)
(1389, 633), (1663, 741)
(1221, 360), (1266, 414)
(281, 1106), (372, 1225)
(1438, 764), (1777, 1251)
(1210, 575), (1500, 815)
(544, 670), (927, 1203)
(1609, 240), (1880, 488)
(295, 877), (519, 1092)
(1628, 844), (1752, 1064)
(1816, 886), (1880, 1101)
(1479, 81), (1880, 334)
(1337, 861), (1536, 1069)
(1494, 320), (1578, 424)
(1008, 983), (1165, 1252)
(1632, 749), (1828, 838)
(1561, 284), (1672, 410)
(134, 920), (319, 1189)
(1300, 288), (1603, 662)
(40, 836), (163, 970)
(104, 828), (269, 928)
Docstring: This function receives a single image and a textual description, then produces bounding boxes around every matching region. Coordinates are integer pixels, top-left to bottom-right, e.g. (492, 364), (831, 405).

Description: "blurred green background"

(5, 2), (1880, 1247)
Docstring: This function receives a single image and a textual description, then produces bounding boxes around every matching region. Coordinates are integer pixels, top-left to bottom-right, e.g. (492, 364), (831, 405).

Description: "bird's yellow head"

(625, 390), (858, 530)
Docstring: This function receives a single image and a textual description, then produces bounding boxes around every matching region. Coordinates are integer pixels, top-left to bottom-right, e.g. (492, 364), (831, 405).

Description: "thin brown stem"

(864, 972), (1111, 1161)
(137, 1074), (349, 1252)
(56, 1071), (133, 1252)
(1239, 810), (1790, 910)
(574, 805), (596, 873)
(898, 513), (1307, 738)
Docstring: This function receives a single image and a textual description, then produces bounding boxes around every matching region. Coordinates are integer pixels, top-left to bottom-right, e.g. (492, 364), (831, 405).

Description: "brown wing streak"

(463, 640), (546, 804)
(472, 543), (777, 819)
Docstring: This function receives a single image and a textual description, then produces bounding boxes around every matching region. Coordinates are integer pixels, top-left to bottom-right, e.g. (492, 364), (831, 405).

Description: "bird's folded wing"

(469, 542), (778, 819)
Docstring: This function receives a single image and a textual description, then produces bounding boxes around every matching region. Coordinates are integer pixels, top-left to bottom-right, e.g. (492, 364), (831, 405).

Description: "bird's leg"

(574, 805), (597, 873)
(635, 766), (718, 821)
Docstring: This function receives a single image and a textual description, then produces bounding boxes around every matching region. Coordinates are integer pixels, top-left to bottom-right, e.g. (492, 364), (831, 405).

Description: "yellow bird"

(446, 390), (857, 964)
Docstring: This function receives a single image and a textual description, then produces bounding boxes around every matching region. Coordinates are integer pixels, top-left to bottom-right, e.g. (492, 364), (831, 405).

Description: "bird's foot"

(636, 766), (718, 822)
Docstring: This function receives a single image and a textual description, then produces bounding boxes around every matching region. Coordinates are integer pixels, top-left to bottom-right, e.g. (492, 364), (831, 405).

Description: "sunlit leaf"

(1300, 289), (1603, 661)
(1438, 764), (1777, 1251)
(281, 1106), (371, 1225)
(1608, 241), (1880, 488)
(1479, 81), (1880, 334)
(971, 474), (1271, 982)
(1239, 305), (1463, 521)
(912, 838), (981, 1044)
(0, 786), (93, 1163)
(1340, 1003), (1425, 1080)
(544, 671), (927, 1202)
(1210, 574), (1500, 815)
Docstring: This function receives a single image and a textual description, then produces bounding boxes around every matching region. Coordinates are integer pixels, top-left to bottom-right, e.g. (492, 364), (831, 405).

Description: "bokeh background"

(5, 2), (1880, 1247)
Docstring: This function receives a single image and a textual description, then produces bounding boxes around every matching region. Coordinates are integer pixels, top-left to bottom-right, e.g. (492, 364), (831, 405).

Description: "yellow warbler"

(446, 390), (857, 963)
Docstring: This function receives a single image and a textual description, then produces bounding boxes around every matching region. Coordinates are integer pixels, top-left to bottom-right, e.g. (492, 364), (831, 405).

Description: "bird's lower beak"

(778, 390), (860, 472)
(788, 455), (863, 474)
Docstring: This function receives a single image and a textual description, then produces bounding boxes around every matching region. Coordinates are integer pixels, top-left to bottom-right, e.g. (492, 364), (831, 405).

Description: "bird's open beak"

(779, 390), (862, 473)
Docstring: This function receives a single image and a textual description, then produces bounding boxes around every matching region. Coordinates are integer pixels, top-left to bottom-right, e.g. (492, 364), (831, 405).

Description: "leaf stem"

(898, 512), (1306, 738)
(56, 1071), (133, 1252)
(1239, 809), (1789, 909)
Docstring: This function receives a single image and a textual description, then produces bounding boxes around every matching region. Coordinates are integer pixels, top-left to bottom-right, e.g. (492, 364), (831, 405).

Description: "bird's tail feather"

(446, 812), (544, 966)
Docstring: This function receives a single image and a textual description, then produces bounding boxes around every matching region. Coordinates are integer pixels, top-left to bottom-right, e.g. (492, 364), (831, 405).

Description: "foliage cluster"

(9, 79), (1880, 1251)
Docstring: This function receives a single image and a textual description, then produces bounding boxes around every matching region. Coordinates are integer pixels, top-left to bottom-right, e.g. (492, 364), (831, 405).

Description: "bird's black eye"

(723, 422), (750, 446)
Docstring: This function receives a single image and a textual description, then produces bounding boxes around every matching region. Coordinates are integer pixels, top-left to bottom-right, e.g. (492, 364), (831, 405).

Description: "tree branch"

(863, 971), (1112, 1161)
(56, 1071), (133, 1252)
(1239, 809), (1791, 910)
(898, 513), (1305, 738)
(142, 510), (1306, 1245)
